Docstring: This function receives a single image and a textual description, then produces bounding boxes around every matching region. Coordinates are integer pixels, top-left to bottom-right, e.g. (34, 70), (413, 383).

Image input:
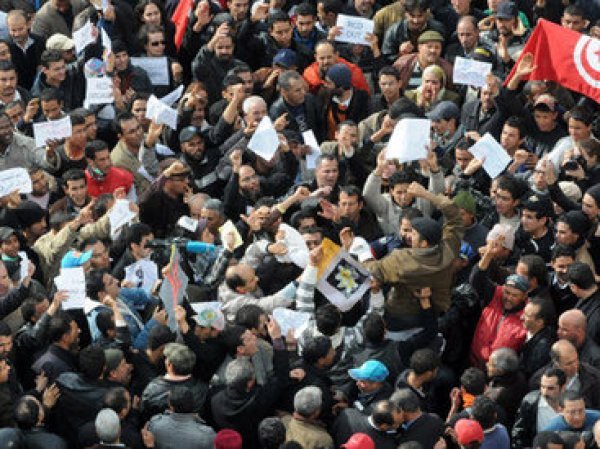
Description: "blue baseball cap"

(348, 360), (389, 382)
(273, 49), (298, 69)
(505, 274), (529, 292)
(61, 250), (93, 269)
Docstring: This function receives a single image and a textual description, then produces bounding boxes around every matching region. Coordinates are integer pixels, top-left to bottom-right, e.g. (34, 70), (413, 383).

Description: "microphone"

(145, 239), (216, 254)
(185, 241), (216, 254)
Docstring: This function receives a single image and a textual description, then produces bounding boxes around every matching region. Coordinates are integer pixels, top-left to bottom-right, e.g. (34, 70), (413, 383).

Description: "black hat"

(496, 1), (518, 19)
(411, 217), (442, 245)
(521, 195), (554, 218)
(179, 126), (201, 143)
(14, 201), (45, 229)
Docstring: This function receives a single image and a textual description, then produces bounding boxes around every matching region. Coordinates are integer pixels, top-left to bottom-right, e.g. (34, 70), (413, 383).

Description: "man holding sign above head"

(363, 181), (464, 332)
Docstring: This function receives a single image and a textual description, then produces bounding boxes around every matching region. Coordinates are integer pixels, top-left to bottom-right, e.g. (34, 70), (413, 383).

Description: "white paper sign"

(146, 95), (178, 129)
(248, 116), (279, 162)
(386, 118), (431, 163)
(109, 199), (136, 238)
(177, 215), (199, 233)
(453, 57), (492, 88)
(275, 223), (309, 268)
(86, 77), (114, 105)
(190, 301), (222, 317)
(0, 168), (32, 197)
(73, 20), (96, 54)
(273, 307), (311, 338)
(302, 130), (321, 170)
(55, 267), (86, 309)
(159, 85), (184, 107)
(101, 27), (111, 52)
(156, 143), (176, 156)
(335, 14), (374, 46)
(131, 56), (169, 86)
(33, 116), (72, 148)
(18, 251), (28, 282)
(219, 220), (244, 250)
(124, 259), (159, 293)
(468, 133), (512, 179)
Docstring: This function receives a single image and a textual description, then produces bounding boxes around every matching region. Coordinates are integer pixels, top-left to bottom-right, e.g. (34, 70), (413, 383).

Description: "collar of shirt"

(14, 36), (34, 52)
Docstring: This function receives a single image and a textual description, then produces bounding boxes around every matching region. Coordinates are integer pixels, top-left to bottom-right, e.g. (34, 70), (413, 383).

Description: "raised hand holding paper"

(248, 116), (280, 162)
(33, 116), (72, 147)
(468, 133), (512, 178)
(130, 57), (169, 85)
(453, 57), (492, 88)
(302, 130), (321, 169)
(73, 21), (96, 53)
(0, 168), (32, 197)
(385, 118), (431, 163)
(335, 14), (374, 46)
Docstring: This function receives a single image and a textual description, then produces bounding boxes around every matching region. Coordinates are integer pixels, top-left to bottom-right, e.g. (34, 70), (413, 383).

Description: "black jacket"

(9, 33), (45, 90)
(210, 341), (289, 449)
(580, 337), (600, 369)
(519, 326), (555, 378)
(53, 373), (111, 446)
(22, 427), (68, 449)
(331, 408), (397, 449)
(511, 390), (542, 449)
(32, 344), (78, 384)
(529, 362), (600, 409)
(269, 94), (325, 143)
(397, 412), (444, 449)
(461, 87), (522, 142)
(141, 376), (208, 422)
(576, 290), (600, 347)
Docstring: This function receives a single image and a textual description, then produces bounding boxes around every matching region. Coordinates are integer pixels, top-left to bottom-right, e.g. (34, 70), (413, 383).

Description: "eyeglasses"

(150, 40), (166, 46)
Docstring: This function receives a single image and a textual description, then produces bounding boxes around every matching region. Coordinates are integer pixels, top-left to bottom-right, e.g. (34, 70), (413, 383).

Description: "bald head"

(225, 264), (258, 293)
(558, 310), (586, 347)
(551, 339), (579, 378)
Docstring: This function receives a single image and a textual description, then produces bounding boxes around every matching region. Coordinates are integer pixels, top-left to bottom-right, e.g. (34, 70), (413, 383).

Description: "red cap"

(214, 429), (242, 449)
(455, 419), (484, 445)
(341, 433), (375, 449)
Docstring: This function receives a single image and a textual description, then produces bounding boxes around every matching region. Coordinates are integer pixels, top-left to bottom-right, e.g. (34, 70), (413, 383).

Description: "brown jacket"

(364, 194), (464, 319)
(393, 53), (454, 90)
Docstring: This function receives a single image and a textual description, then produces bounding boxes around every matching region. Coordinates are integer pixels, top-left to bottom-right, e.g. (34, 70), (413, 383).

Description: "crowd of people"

(0, 0), (600, 448)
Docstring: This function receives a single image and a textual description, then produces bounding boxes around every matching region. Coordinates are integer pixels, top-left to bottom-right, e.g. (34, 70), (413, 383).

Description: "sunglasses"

(150, 40), (166, 46)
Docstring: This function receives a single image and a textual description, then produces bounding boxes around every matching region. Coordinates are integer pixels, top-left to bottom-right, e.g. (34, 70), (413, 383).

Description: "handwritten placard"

(33, 116), (72, 148)
(335, 14), (374, 46)
(131, 56), (169, 86)
(453, 57), (492, 88)
(146, 94), (178, 129)
(0, 168), (32, 197)
(86, 77), (114, 105)
(73, 20), (96, 54)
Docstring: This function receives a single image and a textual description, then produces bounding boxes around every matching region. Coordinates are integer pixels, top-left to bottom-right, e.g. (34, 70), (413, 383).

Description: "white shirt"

(537, 395), (559, 431)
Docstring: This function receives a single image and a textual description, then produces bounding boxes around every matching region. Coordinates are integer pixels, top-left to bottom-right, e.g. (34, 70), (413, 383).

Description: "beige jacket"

(34, 213), (110, 288)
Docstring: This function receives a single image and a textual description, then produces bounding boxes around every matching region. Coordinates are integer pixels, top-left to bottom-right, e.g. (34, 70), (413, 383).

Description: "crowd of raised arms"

(2, 0), (600, 448)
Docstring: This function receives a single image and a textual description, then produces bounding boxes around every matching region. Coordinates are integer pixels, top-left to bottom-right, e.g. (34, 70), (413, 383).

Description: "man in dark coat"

(210, 317), (289, 449)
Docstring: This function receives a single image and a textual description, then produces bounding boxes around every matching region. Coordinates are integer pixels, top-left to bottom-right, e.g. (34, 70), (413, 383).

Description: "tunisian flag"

(171, 0), (194, 51)
(505, 19), (600, 103)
